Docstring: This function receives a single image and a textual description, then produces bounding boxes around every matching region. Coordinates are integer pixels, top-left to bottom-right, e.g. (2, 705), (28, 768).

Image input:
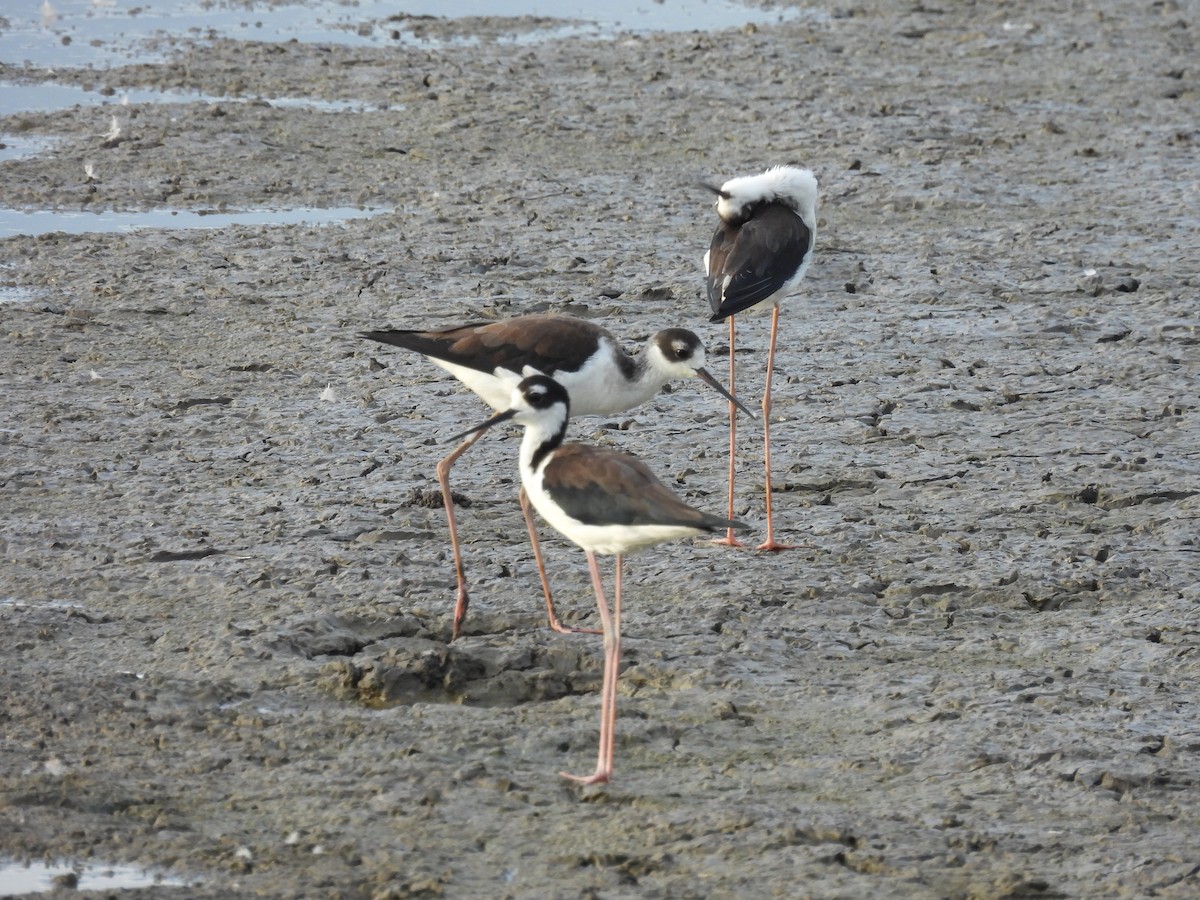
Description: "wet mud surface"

(2, 1), (1199, 896)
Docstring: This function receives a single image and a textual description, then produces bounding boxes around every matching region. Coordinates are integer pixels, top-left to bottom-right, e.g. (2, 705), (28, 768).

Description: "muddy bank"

(2, 1), (1198, 897)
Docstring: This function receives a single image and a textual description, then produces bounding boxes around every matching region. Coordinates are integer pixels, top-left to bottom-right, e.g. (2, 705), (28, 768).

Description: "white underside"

(521, 439), (706, 556)
(432, 348), (664, 416)
(536, 503), (706, 555)
(431, 359), (515, 411)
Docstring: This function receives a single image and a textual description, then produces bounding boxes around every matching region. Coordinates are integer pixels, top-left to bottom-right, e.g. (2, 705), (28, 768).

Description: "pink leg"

(437, 429), (487, 641)
(712, 315), (746, 548)
(758, 304), (799, 552)
(520, 487), (600, 636)
(561, 551), (621, 785)
(600, 556), (623, 776)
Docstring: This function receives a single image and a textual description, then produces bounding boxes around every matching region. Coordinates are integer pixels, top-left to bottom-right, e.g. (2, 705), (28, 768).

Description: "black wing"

(706, 203), (812, 321)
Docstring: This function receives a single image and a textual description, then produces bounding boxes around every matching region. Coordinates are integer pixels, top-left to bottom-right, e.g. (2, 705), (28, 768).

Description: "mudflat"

(2, 2), (1198, 896)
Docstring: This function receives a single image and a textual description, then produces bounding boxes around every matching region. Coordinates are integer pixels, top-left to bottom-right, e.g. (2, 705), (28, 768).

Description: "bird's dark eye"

(671, 342), (690, 358)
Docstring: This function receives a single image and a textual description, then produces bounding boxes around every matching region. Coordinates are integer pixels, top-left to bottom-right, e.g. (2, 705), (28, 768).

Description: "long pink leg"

(436, 429), (487, 641)
(600, 556), (623, 776)
(519, 487), (600, 636)
(712, 315), (746, 548)
(758, 304), (798, 551)
(561, 551), (621, 785)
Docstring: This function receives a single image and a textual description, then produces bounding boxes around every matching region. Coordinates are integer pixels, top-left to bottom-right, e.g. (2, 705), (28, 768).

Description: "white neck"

(560, 343), (674, 416)
(518, 406), (569, 479)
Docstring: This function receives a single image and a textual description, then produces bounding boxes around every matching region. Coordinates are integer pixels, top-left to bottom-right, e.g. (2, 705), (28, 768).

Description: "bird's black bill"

(447, 407), (517, 444)
(698, 180), (726, 197)
(360, 329), (405, 347)
(696, 367), (756, 419)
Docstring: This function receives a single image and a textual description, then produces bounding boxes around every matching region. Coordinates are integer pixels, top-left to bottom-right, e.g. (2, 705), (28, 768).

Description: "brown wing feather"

(364, 314), (611, 376)
(543, 444), (735, 531)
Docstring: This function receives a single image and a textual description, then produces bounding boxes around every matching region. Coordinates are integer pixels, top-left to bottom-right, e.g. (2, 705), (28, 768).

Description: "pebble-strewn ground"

(2, 1), (1198, 896)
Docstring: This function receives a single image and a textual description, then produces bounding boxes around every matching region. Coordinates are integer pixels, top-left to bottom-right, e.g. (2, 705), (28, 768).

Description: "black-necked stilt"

(703, 165), (818, 551)
(362, 314), (752, 641)
(453, 374), (747, 784)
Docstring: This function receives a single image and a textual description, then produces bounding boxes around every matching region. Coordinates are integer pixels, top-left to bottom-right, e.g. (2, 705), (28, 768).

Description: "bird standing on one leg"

(703, 165), (818, 551)
(453, 374), (748, 784)
(362, 314), (751, 640)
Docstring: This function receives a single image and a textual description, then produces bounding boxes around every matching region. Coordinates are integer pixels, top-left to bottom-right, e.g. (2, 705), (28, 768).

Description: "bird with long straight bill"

(363, 314), (752, 640)
(452, 374), (748, 784)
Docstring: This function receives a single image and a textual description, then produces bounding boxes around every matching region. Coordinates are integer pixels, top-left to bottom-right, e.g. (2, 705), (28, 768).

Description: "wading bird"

(453, 374), (747, 784)
(703, 165), (817, 550)
(363, 314), (751, 640)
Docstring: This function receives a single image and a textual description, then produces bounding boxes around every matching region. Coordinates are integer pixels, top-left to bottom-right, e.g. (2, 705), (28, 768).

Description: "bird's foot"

(546, 599), (602, 635)
(756, 539), (802, 552)
(709, 531), (748, 549)
(560, 769), (611, 786)
(548, 619), (603, 636)
(450, 590), (468, 642)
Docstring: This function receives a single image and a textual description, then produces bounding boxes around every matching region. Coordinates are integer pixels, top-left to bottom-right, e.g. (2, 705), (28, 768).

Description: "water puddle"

(1, 0), (807, 70)
(0, 80), (396, 118)
(0, 287), (33, 304)
(0, 133), (57, 163)
(0, 80), (394, 170)
(1, 1), (803, 238)
(0, 859), (188, 892)
(0, 205), (387, 239)
(0, 2), (807, 116)
(1, 82), (388, 120)
(0, 596), (91, 607)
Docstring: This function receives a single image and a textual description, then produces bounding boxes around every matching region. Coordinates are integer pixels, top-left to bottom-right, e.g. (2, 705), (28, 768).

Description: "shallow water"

(2, 0), (802, 69)
(0, 204), (385, 238)
(0, 859), (187, 892)
(0, 133), (56, 164)
(0, 79), (395, 118)
(0, 0), (798, 237)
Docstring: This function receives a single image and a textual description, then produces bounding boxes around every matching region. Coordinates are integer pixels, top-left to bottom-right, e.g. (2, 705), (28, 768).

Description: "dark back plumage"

(362, 314), (629, 380)
(543, 444), (740, 533)
(706, 203), (813, 321)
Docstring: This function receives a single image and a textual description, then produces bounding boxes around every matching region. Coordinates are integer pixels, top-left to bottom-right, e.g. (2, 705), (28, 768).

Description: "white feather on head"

(715, 165), (818, 228)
